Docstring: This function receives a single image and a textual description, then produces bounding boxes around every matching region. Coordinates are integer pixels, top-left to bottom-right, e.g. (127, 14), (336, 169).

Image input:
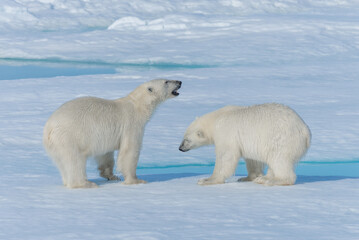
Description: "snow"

(0, 0), (359, 239)
(2, 174), (358, 240)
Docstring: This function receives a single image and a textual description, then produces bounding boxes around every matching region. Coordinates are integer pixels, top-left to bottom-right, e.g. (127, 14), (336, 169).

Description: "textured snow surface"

(1, 174), (358, 240)
(0, 1), (359, 239)
(1, 0), (359, 67)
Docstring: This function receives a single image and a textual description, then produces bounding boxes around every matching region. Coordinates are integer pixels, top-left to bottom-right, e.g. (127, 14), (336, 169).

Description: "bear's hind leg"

(49, 154), (69, 187)
(270, 163), (296, 186)
(255, 160), (296, 186)
(198, 147), (239, 185)
(95, 152), (119, 181)
(63, 151), (97, 188)
(239, 159), (264, 182)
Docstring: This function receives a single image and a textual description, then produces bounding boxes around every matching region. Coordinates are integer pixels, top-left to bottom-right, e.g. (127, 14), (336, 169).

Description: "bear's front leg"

(116, 133), (147, 185)
(198, 145), (240, 186)
(198, 177), (225, 185)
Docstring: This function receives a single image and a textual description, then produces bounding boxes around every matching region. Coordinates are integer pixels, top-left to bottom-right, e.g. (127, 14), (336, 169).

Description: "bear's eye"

(148, 87), (153, 92)
(197, 131), (204, 138)
(165, 80), (169, 84)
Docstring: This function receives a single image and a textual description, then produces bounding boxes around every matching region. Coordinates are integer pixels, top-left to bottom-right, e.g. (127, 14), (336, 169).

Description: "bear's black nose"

(176, 81), (182, 87)
(179, 144), (188, 152)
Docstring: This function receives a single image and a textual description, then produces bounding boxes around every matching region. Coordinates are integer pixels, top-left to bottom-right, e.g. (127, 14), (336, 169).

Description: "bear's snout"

(179, 140), (189, 152)
(179, 146), (187, 152)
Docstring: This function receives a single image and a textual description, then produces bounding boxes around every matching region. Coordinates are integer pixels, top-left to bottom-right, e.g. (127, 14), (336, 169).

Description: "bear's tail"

(43, 120), (55, 151)
(306, 127), (312, 149)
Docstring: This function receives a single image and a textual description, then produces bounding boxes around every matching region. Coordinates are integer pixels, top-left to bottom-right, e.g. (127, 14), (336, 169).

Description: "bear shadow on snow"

(295, 175), (359, 184)
(89, 173), (358, 187)
(90, 173), (203, 186)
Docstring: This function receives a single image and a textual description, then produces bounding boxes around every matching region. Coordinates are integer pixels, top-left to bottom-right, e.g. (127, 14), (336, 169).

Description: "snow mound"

(108, 17), (146, 30)
(108, 16), (188, 31)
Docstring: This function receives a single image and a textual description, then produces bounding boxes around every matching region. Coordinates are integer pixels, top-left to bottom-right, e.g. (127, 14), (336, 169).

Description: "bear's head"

(179, 117), (209, 152)
(130, 79), (182, 106)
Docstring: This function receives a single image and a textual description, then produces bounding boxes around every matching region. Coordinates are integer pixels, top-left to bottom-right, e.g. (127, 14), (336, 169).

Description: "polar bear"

(43, 79), (182, 188)
(179, 103), (311, 186)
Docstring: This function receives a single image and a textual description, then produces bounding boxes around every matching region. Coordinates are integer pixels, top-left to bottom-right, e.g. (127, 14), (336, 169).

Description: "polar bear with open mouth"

(44, 79), (182, 188)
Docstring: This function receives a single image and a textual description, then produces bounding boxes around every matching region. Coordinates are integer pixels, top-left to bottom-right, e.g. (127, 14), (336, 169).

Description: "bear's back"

(214, 103), (311, 161)
(214, 103), (310, 141)
(217, 103), (302, 124)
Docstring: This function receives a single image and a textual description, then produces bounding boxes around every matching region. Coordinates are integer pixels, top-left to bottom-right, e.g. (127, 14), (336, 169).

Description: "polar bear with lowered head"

(179, 103), (311, 186)
(43, 79), (182, 188)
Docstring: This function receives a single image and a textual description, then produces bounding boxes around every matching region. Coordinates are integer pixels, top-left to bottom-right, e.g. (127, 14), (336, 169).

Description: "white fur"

(43, 79), (181, 188)
(179, 103), (311, 186)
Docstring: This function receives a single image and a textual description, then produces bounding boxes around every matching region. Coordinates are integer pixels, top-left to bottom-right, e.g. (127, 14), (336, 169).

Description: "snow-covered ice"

(0, 1), (359, 239)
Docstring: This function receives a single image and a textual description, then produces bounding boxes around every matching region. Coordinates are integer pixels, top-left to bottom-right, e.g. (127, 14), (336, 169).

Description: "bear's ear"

(197, 130), (204, 138)
(148, 87), (153, 93)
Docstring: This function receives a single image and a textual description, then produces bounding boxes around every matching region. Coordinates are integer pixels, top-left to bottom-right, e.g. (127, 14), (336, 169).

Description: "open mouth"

(172, 88), (180, 96)
(171, 81), (182, 96)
